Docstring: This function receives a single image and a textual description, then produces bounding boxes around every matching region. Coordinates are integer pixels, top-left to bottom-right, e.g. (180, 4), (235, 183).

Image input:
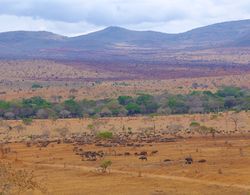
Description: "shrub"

(22, 118), (33, 125)
(36, 109), (49, 119)
(97, 131), (113, 139)
(0, 101), (10, 110)
(59, 110), (71, 118)
(87, 124), (94, 130)
(216, 86), (244, 98)
(56, 127), (69, 138)
(3, 112), (15, 120)
(210, 114), (218, 120)
(31, 83), (43, 89)
(189, 121), (200, 127)
(100, 160), (112, 173)
(0, 161), (47, 194)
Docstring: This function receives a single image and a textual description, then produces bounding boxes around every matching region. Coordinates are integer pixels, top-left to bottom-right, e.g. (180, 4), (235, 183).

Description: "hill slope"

(0, 19), (249, 64)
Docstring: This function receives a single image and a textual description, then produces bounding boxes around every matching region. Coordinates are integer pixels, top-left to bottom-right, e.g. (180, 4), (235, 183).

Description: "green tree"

(125, 103), (141, 115)
(63, 99), (81, 117)
(118, 96), (133, 105)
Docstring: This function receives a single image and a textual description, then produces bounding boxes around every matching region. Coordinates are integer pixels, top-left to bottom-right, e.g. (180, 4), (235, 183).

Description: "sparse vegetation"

(0, 161), (47, 194)
(22, 118), (33, 125)
(97, 131), (113, 139)
(55, 127), (69, 138)
(99, 160), (112, 173)
(31, 83), (43, 89)
(190, 121), (200, 127)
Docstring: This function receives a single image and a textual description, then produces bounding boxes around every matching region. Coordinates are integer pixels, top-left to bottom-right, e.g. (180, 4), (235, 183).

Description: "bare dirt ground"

(0, 112), (250, 194)
(3, 135), (250, 195)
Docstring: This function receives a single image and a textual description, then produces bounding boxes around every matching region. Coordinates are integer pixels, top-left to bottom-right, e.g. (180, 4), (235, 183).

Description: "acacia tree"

(230, 113), (240, 132)
(0, 162), (47, 194)
(100, 160), (112, 173)
(0, 133), (47, 194)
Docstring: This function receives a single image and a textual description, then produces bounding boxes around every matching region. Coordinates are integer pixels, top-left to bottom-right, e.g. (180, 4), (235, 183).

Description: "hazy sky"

(0, 0), (250, 36)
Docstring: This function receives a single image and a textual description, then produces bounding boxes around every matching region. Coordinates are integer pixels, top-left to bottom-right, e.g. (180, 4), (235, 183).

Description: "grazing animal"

(163, 159), (171, 162)
(124, 152), (131, 156)
(185, 157), (193, 164)
(73, 146), (78, 152)
(139, 151), (148, 156)
(139, 155), (147, 161)
(86, 153), (97, 161)
(81, 151), (98, 161)
(97, 151), (104, 158)
(26, 142), (31, 147)
(150, 150), (158, 155)
(198, 159), (206, 163)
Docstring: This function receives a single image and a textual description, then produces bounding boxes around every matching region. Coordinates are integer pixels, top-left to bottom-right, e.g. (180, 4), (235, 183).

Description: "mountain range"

(0, 19), (250, 65)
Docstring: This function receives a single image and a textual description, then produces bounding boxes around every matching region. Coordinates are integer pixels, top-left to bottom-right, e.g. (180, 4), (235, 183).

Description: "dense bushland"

(0, 87), (249, 120)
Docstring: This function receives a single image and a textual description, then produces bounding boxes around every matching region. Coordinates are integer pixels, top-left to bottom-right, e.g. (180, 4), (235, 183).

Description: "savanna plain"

(0, 60), (250, 195)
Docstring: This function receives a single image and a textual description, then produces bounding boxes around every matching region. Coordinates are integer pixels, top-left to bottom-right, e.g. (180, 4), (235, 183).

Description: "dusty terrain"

(0, 111), (249, 194)
(3, 135), (250, 195)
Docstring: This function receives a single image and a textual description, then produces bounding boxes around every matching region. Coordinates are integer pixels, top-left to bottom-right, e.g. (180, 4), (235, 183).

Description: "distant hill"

(68, 26), (174, 48)
(0, 19), (250, 64)
(176, 19), (250, 48)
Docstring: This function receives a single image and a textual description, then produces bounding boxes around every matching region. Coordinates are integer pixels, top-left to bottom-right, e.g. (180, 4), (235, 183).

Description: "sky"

(0, 0), (250, 36)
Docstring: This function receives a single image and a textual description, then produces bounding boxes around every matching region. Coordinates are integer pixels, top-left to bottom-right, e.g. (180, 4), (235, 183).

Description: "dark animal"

(139, 151), (147, 156)
(26, 142), (31, 147)
(185, 157), (193, 164)
(139, 155), (147, 161)
(198, 159), (206, 163)
(81, 151), (98, 161)
(150, 150), (158, 155)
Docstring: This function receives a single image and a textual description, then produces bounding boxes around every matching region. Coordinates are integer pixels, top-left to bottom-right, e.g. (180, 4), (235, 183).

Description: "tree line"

(0, 86), (249, 120)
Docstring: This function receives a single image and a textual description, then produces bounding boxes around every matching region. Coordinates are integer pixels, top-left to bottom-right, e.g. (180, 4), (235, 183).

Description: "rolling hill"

(0, 19), (249, 65)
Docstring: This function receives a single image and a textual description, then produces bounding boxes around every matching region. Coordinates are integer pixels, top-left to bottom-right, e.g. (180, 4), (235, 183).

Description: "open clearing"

(0, 111), (250, 194)
(3, 135), (250, 195)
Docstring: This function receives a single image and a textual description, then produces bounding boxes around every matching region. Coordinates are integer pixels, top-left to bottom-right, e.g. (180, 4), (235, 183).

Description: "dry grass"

(2, 136), (250, 195)
(0, 111), (249, 194)
(1, 64), (250, 101)
(1, 111), (249, 141)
